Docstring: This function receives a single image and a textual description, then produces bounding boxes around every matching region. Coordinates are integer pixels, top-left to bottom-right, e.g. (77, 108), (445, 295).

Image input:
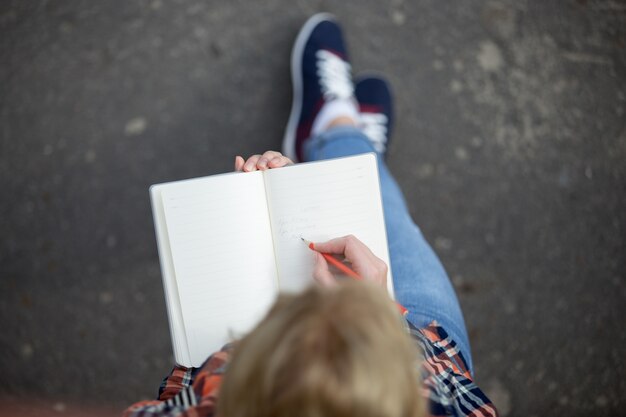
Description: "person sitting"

(125, 13), (498, 417)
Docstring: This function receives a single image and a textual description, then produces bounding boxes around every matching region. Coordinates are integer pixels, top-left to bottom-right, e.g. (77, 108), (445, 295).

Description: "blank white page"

(159, 171), (278, 367)
(264, 154), (394, 296)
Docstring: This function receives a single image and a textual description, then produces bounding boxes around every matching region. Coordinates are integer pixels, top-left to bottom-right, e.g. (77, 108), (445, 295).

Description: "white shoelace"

(316, 49), (354, 100)
(315, 49), (387, 152)
(360, 112), (388, 153)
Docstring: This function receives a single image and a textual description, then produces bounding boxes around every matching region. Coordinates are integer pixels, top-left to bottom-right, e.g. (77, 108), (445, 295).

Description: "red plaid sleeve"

(409, 320), (499, 417)
(123, 345), (233, 417)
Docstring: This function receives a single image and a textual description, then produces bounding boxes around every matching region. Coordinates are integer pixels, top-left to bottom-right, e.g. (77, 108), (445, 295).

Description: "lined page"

(160, 171), (278, 367)
(264, 154), (393, 295)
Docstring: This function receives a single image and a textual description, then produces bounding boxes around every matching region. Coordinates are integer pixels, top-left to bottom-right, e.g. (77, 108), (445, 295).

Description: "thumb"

(312, 252), (336, 287)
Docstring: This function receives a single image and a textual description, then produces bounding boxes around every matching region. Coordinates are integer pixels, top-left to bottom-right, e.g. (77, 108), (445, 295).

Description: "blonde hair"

(218, 281), (424, 417)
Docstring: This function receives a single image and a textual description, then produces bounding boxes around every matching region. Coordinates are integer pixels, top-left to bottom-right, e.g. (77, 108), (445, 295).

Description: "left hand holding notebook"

(234, 150), (294, 172)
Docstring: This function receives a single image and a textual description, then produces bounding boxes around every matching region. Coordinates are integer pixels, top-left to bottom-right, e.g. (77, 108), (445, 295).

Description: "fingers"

(234, 155), (245, 171)
(314, 235), (373, 264)
(239, 151), (292, 172)
(243, 154), (262, 172)
(312, 252), (336, 287)
(268, 154), (293, 168)
(312, 236), (349, 254)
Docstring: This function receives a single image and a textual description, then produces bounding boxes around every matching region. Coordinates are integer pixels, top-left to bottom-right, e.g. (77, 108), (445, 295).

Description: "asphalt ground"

(1, 1), (625, 416)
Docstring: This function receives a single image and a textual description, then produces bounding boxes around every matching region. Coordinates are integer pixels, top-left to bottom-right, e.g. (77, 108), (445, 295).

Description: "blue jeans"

(305, 126), (473, 373)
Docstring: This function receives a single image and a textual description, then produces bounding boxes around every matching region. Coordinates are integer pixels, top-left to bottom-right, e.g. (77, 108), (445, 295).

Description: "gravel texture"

(1, 1), (624, 415)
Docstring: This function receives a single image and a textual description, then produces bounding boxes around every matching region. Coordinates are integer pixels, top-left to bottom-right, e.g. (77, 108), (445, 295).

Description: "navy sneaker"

(283, 13), (355, 162)
(354, 75), (394, 158)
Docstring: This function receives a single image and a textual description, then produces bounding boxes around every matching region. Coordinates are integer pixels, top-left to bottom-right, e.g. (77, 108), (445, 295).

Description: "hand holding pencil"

(304, 235), (408, 316)
(305, 235), (388, 288)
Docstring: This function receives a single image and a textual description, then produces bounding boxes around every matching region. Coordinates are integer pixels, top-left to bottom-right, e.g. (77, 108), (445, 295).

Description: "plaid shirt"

(124, 321), (498, 417)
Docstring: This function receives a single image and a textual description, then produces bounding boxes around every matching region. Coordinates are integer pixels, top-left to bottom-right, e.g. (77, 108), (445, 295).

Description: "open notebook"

(150, 153), (394, 367)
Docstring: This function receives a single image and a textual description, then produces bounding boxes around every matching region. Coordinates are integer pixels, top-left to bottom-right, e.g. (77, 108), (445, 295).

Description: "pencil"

(302, 237), (408, 316)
